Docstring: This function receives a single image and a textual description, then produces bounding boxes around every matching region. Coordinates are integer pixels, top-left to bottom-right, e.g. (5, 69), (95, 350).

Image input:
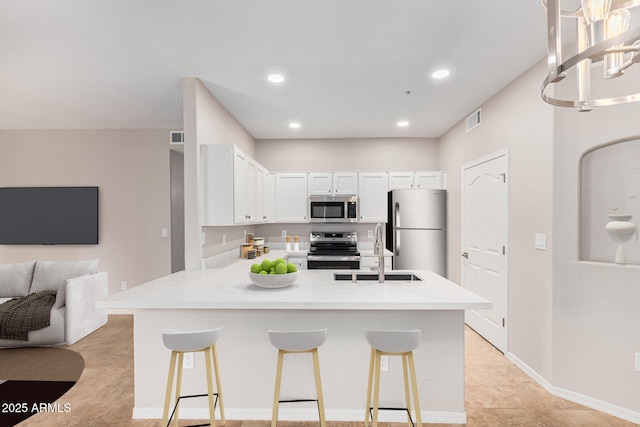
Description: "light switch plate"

(635, 353), (640, 372)
(535, 234), (546, 250)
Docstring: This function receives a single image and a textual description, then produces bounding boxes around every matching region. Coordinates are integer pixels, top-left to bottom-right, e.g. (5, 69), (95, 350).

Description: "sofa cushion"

(0, 261), (36, 298)
(31, 260), (99, 294)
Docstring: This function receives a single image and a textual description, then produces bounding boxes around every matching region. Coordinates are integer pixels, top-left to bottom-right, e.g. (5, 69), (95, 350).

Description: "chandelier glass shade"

(541, 0), (640, 111)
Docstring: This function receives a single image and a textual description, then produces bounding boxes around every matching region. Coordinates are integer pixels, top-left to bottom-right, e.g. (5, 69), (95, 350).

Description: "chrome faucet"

(372, 223), (385, 282)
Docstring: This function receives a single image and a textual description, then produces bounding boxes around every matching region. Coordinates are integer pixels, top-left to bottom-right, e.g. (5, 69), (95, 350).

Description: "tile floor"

(18, 315), (639, 426)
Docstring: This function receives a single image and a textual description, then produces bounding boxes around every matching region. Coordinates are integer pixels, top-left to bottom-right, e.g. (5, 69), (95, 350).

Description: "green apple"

(275, 263), (287, 274)
(286, 262), (297, 273)
(261, 259), (272, 272)
(250, 263), (261, 273)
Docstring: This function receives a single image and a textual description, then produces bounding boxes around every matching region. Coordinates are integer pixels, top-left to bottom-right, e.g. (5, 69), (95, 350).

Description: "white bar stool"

(161, 326), (225, 427)
(363, 328), (422, 427)
(268, 328), (327, 427)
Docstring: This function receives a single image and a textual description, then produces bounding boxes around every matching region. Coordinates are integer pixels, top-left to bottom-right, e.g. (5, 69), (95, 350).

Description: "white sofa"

(0, 260), (108, 347)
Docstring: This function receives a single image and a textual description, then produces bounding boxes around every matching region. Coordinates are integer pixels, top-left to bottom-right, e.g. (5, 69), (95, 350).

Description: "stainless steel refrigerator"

(386, 189), (447, 277)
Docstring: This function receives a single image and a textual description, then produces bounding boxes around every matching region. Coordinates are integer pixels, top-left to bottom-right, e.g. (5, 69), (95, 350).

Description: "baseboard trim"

(133, 407), (466, 424)
(506, 352), (640, 424)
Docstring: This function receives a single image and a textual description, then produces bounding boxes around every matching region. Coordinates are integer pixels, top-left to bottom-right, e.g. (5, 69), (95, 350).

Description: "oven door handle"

(307, 255), (361, 262)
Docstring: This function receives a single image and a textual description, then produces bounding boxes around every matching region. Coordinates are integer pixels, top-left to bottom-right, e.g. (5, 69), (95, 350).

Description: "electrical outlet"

(380, 355), (389, 371)
(635, 353), (640, 372)
(222, 234), (226, 245)
(535, 233), (546, 250)
(120, 281), (127, 290)
(183, 352), (194, 369)
(162, 228), (168, 238)
(368, 230), (373, 238)
(282, 230), (287, 238)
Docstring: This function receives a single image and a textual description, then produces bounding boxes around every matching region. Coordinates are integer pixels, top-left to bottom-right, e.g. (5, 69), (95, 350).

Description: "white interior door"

(462, 150), (508, 353)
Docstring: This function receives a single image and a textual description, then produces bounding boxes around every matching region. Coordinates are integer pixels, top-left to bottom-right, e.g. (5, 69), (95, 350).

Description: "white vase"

(605, 214), (636, 264)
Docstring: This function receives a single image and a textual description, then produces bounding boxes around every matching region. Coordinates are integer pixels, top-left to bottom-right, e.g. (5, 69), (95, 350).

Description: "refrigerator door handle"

(394, 202), (400, 228)
(394, 230), (401, 256)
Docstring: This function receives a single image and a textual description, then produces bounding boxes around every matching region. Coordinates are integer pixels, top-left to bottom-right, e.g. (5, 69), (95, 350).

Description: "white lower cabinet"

(360, 254), (392, 270)
(286, 253), (307, 270)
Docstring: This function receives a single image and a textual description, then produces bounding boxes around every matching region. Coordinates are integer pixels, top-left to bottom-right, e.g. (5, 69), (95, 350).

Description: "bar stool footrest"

(167, 393), (219, 427)
(276, 398), (322, 426)
(369, 406), (415, 427)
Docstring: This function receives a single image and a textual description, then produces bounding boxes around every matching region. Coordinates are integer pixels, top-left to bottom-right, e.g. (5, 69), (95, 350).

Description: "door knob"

(461, 252), (469, 259)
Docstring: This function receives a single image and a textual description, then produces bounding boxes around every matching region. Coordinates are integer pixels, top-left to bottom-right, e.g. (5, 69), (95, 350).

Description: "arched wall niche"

(581, 137), (640, 264)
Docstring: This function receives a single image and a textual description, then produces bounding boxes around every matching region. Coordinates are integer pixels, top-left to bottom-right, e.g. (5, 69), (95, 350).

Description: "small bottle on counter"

(294, 235), (300, 252)
(285, 235), (292, 253)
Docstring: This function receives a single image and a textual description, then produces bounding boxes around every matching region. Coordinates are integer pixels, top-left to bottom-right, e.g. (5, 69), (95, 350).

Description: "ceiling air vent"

(465, 108), (482, 133)
(169, 131), (184, 145)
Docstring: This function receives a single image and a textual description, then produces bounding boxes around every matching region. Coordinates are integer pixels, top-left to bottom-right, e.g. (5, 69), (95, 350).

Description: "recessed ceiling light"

(431, 69), (450, 79)
(397, 121), (410, 127)
(268, 74), (285, 83)
(289, 122), (301, 129)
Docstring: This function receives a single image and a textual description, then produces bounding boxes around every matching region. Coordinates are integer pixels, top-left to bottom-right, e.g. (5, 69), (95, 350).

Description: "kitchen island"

(99, 252), (491, 424)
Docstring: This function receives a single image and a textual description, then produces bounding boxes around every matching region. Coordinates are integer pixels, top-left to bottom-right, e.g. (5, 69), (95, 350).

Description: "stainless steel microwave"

(309, 196), (358, 223)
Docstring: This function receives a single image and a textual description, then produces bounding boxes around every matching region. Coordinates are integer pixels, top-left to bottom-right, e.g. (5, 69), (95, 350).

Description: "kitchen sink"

(333, 272), (422, 282)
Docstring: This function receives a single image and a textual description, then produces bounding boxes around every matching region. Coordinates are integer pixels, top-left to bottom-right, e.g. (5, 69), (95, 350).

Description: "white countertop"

(99, 250), (491, 311)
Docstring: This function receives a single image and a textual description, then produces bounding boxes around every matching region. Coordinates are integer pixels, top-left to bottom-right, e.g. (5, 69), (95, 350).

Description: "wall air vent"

(465, 108), (482, 133)
(169, 131), (184, 145)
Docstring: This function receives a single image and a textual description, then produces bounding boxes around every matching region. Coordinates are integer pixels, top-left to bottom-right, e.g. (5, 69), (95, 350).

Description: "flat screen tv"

(0, 187), (99, 245)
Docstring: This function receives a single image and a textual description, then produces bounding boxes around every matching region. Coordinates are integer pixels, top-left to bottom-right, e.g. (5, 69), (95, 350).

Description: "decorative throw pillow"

(0, 261), (36, 297)
(31, 260), (99, 294)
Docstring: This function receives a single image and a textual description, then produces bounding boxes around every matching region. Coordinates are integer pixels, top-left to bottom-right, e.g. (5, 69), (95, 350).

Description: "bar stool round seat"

(363, 328), (422, 427)
(269, 328), (327, 427)
(162, 327), (224, 352)
(161, 326), (225, 427)
(363, 329), (421, 354)
(268, 329), (327, 351)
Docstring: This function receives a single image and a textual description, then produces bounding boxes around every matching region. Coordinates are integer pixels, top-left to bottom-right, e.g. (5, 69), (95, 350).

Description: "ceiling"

(1, 1), (549, 139)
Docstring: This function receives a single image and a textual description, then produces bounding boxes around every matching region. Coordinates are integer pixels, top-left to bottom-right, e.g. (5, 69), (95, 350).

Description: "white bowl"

(249, 271), (298, 289)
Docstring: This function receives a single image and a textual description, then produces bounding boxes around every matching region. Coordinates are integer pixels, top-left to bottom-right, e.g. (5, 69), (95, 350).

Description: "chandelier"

(541, 0), (640, 111)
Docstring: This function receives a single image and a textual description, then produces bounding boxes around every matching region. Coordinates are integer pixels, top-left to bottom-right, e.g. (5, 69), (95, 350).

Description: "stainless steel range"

(307, 231), (360, 270)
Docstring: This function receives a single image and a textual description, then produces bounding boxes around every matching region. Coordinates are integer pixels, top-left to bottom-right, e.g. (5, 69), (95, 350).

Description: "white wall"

(183, 78), (257, 269)
(0, 129), (172, 294)
(256, 137), (439, 172)
(438, 59), (555, 380)
(553, 88), (640, 414)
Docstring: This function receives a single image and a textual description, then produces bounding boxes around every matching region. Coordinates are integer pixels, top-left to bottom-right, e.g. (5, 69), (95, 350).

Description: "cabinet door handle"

(462, 252), (469, 259)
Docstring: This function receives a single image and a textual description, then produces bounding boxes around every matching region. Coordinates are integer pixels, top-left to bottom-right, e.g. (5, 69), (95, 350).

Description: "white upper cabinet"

(333, 172), (358, 195)
(233, 149), (257, 224)
(256, 163), (273, 223)
(275, 173), (308, 222)
(415, 171), (445, 189)
(358, 173), (389, 223)
(308, 172), (358, 196)
(389, 172), (447, 190)
(308, 173), (333, 195)
(388, 172), (416, 189)
(202, 144), (262, 226)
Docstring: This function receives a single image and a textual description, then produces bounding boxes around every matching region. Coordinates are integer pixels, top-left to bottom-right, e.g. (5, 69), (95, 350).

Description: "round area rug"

(0, 347), (84, 427)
